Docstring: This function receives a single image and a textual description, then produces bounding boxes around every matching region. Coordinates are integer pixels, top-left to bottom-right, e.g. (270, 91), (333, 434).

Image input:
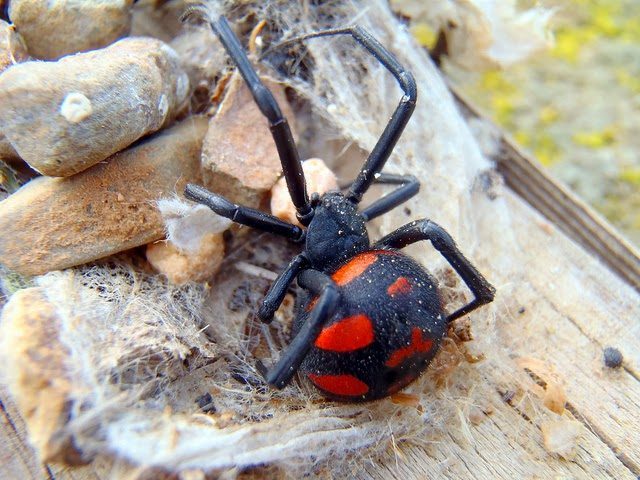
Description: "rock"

(0, 37), (190, 176)
(8, 0), (133, 60)
(271, 158), (338, 226)
(0, 287), (82, 464)
(0, 19), (29, 72)
(146, 233), (226, 285)
(0, 117), (207, 276)
(201, 73), (296, 209)
(146, 198), (232, 284)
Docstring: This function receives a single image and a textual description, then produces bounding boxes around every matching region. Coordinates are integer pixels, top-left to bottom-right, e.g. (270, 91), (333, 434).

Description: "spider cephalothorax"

(183, 12), (495, 401)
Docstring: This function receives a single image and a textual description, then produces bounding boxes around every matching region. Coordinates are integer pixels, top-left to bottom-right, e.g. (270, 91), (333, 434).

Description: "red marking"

(387, 276), (412, 296)
(315, 314), (374, 352)
(385, 327), (434, 368)
(308, 373), (369, 396)
(331, 252), (378, 286)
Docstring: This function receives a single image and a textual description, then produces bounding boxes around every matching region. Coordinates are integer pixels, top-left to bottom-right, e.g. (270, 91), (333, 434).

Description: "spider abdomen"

(293, 249), (447, 401)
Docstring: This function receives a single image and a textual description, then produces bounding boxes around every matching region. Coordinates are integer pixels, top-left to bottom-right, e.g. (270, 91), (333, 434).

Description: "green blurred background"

(412, 0), (640, 246)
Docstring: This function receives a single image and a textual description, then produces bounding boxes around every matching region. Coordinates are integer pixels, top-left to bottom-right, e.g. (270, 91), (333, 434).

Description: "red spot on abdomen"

(331, 252), (378, 285)
(315, 314), (374, 352)
(387, 276), (412, 296)
(308, 373), (369, 396)
(385, 327), (434, 368)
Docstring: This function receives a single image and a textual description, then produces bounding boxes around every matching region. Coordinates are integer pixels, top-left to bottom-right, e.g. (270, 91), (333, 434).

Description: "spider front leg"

(184, 184), (303, 240)
(375, 220), (495, 323)
(359, 173), (420, 221)
(204, 15), (312, 223)
(258, 270), (339, 389)
(257, 254), (309, 323)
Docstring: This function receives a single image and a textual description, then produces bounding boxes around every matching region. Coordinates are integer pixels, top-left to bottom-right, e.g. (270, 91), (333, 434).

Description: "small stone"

(201, 73), (296, 209)
(8, 0), (133, 60)
(271, 158), (338, 226)
(0, 287), (82, 464)
(146, 232), (225, 285)
(541, 419), (583, 460)
(147, 197), (230, 284)
(0, 117), (207, 276)
(603, 346), (623, 368)
(0, 37), (190, 176)
(0, 19), (29, 73)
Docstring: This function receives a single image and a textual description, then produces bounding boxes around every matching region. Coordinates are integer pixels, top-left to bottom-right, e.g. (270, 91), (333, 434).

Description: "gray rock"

(9, 0), (133, 60)
(0, 37), (191, 176)
(0, 117), (207, 276)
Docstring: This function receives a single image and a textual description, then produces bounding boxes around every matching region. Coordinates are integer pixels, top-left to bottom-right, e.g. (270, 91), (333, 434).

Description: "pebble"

(0, 287), (81, 464)
(0, 117), (207, 276)
(271, 158), (338, 226)
(146, 232), (226, 285)
(0, 19), (28, 72)
(145, 198), (231, 284)
(201, 73), (296, 209)
(8, 0), (133, 60)
(0, 37), (190, 176)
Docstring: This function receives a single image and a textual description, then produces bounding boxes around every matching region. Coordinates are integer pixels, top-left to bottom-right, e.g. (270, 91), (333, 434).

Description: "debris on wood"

(541, 419), (583, 460)
(603, 346), (624, 369)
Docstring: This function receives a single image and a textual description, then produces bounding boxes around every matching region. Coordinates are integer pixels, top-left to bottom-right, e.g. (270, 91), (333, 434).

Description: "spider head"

(304, 191), (369, 271)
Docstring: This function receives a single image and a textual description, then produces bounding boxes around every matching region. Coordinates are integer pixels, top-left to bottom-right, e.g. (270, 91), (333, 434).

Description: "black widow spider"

(183, 12), (495, 401)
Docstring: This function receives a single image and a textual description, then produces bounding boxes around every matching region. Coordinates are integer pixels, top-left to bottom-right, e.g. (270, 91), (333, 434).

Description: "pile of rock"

(0, 1), (336, 285)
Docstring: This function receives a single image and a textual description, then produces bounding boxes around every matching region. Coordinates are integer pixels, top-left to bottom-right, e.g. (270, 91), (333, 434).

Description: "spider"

(183, 13), (495, 401)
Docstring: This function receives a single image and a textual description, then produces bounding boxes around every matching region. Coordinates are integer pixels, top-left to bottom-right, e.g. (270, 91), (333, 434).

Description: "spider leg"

(283, 26), (416, 204)
(258, 270), (339, 389)
(359, 173), (420, 221)
(203, 15), (312, 224)
(185, 184), (303, 240)
(374, 220), (495, 323)
(257, 254), (309, 324)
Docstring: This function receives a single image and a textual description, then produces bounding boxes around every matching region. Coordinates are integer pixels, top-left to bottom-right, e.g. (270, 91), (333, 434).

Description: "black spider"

(184, 13), (495, 401)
